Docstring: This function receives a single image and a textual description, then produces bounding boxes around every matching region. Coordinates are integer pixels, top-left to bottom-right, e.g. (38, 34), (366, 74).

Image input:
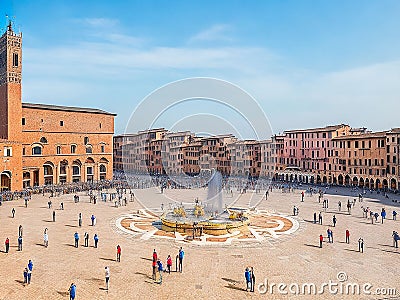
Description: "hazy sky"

(1, 0), (400, 137)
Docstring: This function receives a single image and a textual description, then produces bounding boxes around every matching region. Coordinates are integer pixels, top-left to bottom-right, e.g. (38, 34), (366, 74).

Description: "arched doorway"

(23, 171), (31, 188)
(72, 159), (82, 183)
(338, 174), (343, 185)
(370, 179), (375, 190)
(352, 177), (358, 187)
(376, 179), (381, 190)
(323, 176), (327, 184)
(383, 179), (388, 190)
(59, 160), (68, 184)
(391, 178), (397, 190)
(345, 175), (350, 186)
(310, 176), (315, 184)
(317, 175), (321, 184)
(359, 177), (364, 188)
(99, 165), (107, 180)
(43, 162), (54, 185)
(333, 176), (337, 185)
(365, 178), (370, 189)
(0, 171), (11, 191)
(85, 157), (95, 182)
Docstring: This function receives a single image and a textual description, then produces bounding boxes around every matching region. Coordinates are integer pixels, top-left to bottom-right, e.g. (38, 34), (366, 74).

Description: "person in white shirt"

(105, 267), (110, 290)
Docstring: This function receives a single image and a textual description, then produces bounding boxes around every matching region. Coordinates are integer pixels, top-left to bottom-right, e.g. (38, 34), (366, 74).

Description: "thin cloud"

(189, 24), (233, 43)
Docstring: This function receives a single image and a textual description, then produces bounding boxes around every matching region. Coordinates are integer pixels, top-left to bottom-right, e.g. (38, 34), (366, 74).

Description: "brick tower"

(0, 20), (22, 140)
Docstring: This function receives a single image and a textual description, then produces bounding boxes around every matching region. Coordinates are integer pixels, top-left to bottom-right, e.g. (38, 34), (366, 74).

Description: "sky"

(1, 0), (400, 138)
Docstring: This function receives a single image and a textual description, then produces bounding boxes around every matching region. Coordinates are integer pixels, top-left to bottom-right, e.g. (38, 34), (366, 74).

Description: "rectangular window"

(60, 121), (64, 126)
(101, 145), (105, 153)
(71, 145), (76, 154)
(22, 118), (25, 125)
(13, 53), (18, 67)
(4, 147), (12, 157)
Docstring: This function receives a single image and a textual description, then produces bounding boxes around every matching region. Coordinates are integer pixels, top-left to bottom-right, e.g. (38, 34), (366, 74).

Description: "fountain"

(160, 170), (250, 236)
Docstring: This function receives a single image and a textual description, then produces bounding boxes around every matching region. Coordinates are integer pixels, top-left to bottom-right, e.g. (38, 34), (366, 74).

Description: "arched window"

(56, 146), (61, 155)
(84, 137), (89, 145)
(32, 146), (42, 155)
(100, 165), (106, 173)
(86, 146), (92, 154)
(40, 137), (48, 144)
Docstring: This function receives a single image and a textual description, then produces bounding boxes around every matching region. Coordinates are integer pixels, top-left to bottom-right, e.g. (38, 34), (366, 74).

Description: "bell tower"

(0, 20), (22, 140)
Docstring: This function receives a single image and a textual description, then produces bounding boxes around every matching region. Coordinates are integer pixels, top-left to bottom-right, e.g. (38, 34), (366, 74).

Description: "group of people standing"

(152, 247), (184, 284)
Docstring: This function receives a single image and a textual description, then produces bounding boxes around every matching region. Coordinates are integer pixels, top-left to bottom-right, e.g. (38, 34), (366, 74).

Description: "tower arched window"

(86, 145), (92, 154)
(32, 146), (42, 155)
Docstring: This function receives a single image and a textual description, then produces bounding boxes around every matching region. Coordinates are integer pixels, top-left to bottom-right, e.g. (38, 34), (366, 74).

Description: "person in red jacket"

(345, 229), (350, 244)
(319, 234), (323, 248)
(116, 245), (121, 262)
(5, 237), (9, 253)
(152, 249), (157, 280)
(166, 255), (172, 274)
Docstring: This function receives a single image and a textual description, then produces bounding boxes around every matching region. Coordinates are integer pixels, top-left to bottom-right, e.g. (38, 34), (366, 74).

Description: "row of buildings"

(114, 124), (400, 191)
(0, 22), (115, 191)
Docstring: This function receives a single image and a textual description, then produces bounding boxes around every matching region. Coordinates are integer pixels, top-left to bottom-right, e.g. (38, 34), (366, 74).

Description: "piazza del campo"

(1, 4), (400, 300)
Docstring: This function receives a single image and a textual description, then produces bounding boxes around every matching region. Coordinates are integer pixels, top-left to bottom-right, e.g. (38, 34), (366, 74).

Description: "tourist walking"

(18, 235), (22, 251)
(116, 245), (121, 262)
(11, 208), (15, 218)
(358, 238), (364, 253)
(84, 232), (89, 247)
(345, 229), (350, 244)
(245, 267), (251, 291)
(152, 249), (157, 280)
(74, 232), (79, 248)
(392, 231), (399, 248)
(94, 234), (99, 248)
(18, 225), (23, 237)
(157, 259), (164, 284)
(23, 267), (28, 285)
(250, 267), (255, 292)
(338, 201), (341, 211)
(318, 212), (323, 225)
(178, 247), (184, 273)
(52, 210), (56, 222)
(5, 237), (9, 253)
(313, 212), (317, 224)
(78, 213), (82, 227)
(44, 228), (49, 247)
(167, 255), (172, 274)
(319, 234), (323, 248)
(69, 283), (76, 300)
(27, 260), (33, 284)
(105, 266), (110, 290)
(332, 215), (337, 227)
(393, 210), (397, 220)
(91, 214), (96, 226)
(381, 208), (386, 224)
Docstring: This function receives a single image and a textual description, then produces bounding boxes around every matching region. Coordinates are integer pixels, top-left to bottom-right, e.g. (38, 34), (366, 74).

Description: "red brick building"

(0, 22), (115, 191)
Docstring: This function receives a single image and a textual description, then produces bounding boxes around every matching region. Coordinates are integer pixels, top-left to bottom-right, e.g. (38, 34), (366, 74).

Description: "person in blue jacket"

(69, 283), (76, 300)
(157, 259), (164, 284)
(245, 268), (251, 291)
(74, 232), (79, 248)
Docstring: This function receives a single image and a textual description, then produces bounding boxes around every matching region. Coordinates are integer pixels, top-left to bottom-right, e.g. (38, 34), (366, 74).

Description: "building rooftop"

(283, 124), (348, 134)
(22, 102), (116, 116)
(333, 131), (388, 140)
